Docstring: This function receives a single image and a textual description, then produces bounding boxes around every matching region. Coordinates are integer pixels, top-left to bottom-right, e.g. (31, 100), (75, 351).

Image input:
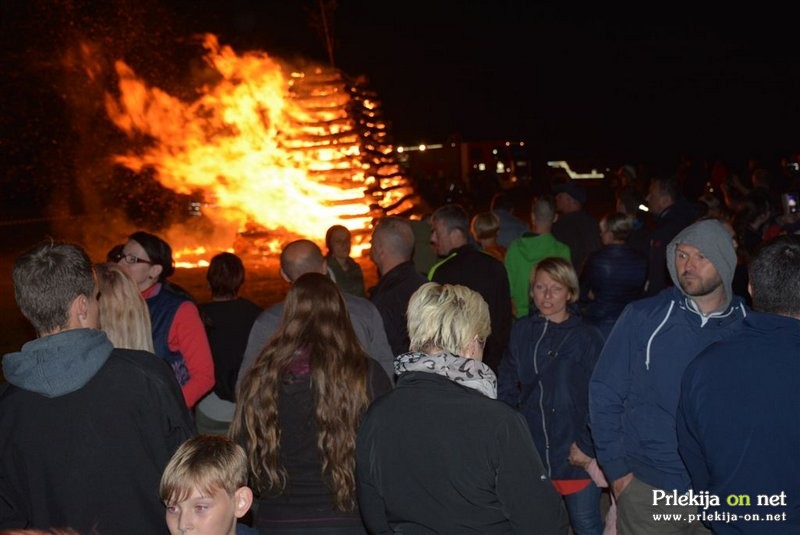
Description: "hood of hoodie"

(2, 328), (113, 397)
(666, 219), (737, 311)
(513, 232), (563, 262)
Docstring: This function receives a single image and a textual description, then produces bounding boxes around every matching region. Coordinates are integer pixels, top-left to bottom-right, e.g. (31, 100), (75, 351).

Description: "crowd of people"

(1, 162), (800, 534)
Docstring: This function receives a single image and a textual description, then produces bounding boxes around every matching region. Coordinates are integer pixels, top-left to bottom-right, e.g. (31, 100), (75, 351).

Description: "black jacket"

(356, 370), (568, 534)
(498, 314), (604, 479)
(429, 244), (512, 372)
(369, 261), (427, 358)
(199, 297), (262, 401)
(644, 199), (698, 296)
(580, 243), (647, 338)
(0, 330), (195, 534)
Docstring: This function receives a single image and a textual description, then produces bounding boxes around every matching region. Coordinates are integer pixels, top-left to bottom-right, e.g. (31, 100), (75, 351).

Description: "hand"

(612, 472), (634, 497)
(568, 442), (593, 469)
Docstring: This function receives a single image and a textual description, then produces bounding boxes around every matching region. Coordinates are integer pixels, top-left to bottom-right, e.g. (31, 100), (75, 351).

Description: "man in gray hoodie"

(589, 219), (747, 534)
(0, 242), (195, 534)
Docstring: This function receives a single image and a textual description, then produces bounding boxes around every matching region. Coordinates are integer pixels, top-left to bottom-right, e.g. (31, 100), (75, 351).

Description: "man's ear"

(279, 267), (291, 283)
(233, 486), (254, 519)
(747, 282), (753, 299)
(69, 294), (89, 329)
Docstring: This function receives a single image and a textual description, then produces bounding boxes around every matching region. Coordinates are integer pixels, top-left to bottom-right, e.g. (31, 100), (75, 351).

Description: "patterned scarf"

(394, 351), (498, 399)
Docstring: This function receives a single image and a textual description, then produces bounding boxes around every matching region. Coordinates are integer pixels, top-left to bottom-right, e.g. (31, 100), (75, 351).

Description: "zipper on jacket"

(533, 320), (552, 477)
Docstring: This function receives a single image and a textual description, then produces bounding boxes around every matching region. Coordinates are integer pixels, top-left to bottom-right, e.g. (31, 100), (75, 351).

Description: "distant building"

(396, 139), (532, 209)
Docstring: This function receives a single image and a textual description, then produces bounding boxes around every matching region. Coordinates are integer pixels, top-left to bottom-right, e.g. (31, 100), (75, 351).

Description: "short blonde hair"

(407, 282), (490, 355)
(600, 212), (633, 242)
(530, 257), (579, 304)
(470, 212), (500, 240)
(96, 263), (154, 352)
(160, 435), (249, 505)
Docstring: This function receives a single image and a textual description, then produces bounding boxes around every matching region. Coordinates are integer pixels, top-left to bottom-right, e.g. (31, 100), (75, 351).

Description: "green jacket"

(504, 233), (571, 318)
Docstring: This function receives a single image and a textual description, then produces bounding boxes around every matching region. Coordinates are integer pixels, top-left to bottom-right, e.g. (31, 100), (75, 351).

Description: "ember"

(104, 34), (419, 266)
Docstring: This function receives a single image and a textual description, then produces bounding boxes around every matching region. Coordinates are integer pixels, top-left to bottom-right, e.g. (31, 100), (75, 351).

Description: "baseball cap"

(552, 181), (587, 204)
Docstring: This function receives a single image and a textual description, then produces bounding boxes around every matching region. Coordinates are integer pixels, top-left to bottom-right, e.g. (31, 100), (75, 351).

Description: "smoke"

(0, 0), (235, 259)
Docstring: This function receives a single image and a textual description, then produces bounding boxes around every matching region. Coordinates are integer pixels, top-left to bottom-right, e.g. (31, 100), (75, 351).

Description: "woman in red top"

(116, 231), (214, 408)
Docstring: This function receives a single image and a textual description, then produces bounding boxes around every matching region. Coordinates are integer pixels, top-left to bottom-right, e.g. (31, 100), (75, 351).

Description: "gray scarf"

(394, 351), (498, 399)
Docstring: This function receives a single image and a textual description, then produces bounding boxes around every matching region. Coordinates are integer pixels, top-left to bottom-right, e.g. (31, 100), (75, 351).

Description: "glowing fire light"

(104, 34), (417, 265)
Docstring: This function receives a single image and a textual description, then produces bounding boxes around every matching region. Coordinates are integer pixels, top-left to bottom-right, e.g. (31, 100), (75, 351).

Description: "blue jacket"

(589, 286), (747, 491)
(677, 312), (800, 534)
(580, 243), (647, 338)
(499, 312), (604, 480)
(147, 283), (191, 386)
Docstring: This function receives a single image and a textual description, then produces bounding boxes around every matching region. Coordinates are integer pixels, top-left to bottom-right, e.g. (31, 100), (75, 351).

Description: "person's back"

(199, 298), (261, 401)
(238, 239), (393, 387)
(358, 372), (564, 534)
(551, 181), (601, 273)
(580, 213), (647, 337)
(368, 216), (427, 357)
(232, 273), (391, 533)
(677, 235), (800, 534)
(505, 195), (571, 318)
(255, 360), (388, 529)
(408, 215), (438, 276)
(0, 241), (195, 534)
(431, 245), (511, 371)
(470, 211), (506, 262)
(491, 191), (529, 248)
(428, 204), (512, 372)
(196, 252), (262, 434)
(356, 282), (567, 534)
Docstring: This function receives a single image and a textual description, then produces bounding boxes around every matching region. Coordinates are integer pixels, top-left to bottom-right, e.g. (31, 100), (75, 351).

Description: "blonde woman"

(498, 257), (605, 534)
(470, 211), (506, 262)
(356, 282), (567, 533)
(95, 262), (154, 352)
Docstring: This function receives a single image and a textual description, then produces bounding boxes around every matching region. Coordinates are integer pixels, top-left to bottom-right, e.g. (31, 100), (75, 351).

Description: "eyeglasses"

(115, 253), (153, 265)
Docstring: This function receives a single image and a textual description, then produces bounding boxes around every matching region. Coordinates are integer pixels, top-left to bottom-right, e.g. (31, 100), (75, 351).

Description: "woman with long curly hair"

(230, 272), (391, 534)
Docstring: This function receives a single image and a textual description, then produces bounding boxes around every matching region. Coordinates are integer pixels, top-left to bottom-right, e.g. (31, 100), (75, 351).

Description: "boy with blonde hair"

(160, 435), (258, 535)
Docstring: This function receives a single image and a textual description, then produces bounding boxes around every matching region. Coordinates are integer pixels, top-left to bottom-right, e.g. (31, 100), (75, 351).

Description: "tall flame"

(104, 34), (416, 261)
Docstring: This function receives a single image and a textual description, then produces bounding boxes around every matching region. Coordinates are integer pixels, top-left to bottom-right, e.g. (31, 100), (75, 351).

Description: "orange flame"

(104, 34), (415, 265)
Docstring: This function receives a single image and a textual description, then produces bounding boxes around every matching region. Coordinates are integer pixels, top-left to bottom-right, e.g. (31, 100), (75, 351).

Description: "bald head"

(280, 239), (326, 281)
(371, 217), (415, 275)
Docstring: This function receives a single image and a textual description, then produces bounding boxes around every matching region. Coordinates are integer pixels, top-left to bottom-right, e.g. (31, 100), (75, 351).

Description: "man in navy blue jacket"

(589, 219), (747, 534)
(677, 234), (800, 534)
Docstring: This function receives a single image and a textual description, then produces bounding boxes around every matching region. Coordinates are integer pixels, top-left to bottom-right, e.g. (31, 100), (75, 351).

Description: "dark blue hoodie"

(589, 219), (748, 492)
(678, 311), (800, 533)
(499, 312), (604, 480)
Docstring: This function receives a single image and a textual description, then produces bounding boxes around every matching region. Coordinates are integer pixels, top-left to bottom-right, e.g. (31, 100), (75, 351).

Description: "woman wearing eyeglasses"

(116, 231), (214, 408)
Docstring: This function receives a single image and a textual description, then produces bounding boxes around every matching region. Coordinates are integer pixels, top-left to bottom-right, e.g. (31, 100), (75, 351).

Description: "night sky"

(2, 0), (800, 213)
(163, 1), (800, 167)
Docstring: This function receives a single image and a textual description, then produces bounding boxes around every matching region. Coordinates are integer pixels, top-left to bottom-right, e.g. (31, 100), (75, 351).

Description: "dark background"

(1, 1), (799, 355)
(169, 1), (800, 166)
(3, 1), (800, 221)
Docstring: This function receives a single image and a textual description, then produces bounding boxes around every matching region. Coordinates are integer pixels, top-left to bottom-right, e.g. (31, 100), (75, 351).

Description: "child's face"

(165, 485), (251, 535)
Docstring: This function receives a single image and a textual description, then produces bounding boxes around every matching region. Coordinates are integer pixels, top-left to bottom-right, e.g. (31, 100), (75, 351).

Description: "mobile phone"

(782, 192), (798, 215)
